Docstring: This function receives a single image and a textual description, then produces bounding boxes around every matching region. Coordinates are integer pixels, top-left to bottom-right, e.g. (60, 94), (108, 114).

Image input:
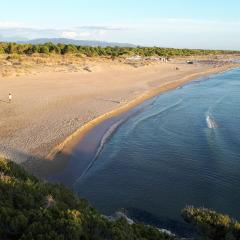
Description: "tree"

(5, 43), (16, 54)
(62, 45), (78, 54)
(39, 45), (49, 54)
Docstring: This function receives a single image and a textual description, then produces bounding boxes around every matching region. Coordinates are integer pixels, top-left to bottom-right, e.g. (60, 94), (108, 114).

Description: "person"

(8, 93), (12, 103)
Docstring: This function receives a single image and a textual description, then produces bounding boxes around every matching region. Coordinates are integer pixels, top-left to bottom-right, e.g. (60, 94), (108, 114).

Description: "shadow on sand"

(2, 147), (72, 186)
(0, 99), (10, 104)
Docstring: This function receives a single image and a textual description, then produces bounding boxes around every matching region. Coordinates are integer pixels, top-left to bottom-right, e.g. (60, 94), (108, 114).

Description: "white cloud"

(0, 19), (240, 49)
(61, 30), (98, 39)
(76, 26), (128, 31)
(0, 23), (123, 41)
(78, 31), (91, 37)
(61, 31), (78, 39)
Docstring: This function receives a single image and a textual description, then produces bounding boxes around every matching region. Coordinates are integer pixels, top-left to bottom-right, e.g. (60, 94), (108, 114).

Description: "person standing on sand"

(8, 93), (12, 103)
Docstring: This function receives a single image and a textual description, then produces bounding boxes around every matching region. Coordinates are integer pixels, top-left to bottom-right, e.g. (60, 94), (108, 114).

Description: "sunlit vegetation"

(182, 206), (240, 240)
(0, 42), (238, 58)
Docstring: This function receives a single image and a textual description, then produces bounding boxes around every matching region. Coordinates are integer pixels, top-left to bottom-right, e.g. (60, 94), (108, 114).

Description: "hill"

(17, 38), (136, 47)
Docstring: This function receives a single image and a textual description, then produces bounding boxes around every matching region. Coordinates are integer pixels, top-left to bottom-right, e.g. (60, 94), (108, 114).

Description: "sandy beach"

(0, 55), (238, 177)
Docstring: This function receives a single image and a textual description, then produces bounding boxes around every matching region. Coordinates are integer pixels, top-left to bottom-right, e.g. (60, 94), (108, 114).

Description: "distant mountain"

(17, 38), (136, 47)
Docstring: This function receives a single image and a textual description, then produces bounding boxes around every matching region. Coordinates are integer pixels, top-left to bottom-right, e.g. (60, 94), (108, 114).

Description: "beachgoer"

(8, 93), (12, 103)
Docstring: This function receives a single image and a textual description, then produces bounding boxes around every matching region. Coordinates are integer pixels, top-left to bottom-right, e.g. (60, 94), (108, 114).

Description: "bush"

(39, 46), (49, 54)
(182, 206), (240, 240)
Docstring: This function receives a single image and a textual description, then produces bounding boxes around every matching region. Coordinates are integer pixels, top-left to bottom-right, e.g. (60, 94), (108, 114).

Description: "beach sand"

(0, 56), (238, 177)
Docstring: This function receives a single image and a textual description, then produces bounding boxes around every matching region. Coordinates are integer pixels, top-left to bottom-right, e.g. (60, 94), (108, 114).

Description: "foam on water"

(74, 118), (127, 183)
(130, 98), (183, 130)
(206, 114), (218, 129)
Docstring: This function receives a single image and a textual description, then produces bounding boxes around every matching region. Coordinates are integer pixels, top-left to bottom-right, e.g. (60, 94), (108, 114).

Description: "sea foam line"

(73, 116), (130, 185)
(131, 98), (183, 130)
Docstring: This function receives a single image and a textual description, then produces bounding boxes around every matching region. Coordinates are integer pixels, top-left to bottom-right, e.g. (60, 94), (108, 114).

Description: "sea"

(62, 68), (240, 237)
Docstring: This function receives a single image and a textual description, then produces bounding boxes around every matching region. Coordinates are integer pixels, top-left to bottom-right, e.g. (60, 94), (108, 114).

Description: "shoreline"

(1, 56), (238, 178)
(46, 63), (238, 182)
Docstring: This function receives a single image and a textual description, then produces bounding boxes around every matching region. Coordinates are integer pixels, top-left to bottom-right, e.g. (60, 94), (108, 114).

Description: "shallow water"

(74, 68), (240, 235)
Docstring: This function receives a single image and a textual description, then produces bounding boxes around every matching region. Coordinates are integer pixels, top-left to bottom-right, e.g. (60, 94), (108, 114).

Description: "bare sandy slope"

(0, 58), (237, 176)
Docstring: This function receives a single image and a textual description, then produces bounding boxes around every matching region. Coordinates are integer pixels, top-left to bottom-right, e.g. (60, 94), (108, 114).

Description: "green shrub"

(182, 206), (240, 240)
(39, 46), (49, 54)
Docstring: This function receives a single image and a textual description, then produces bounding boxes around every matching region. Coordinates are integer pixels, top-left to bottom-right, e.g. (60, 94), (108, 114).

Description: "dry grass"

(1, 53), (237, 79)
(0, 54), (130, 78)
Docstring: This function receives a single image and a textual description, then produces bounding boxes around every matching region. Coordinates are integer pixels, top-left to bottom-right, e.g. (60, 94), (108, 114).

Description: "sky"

(1, 0), (240, 50)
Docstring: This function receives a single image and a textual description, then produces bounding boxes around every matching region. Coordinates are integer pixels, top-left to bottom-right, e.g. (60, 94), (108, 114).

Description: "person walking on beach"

(8, 93), (12, 103)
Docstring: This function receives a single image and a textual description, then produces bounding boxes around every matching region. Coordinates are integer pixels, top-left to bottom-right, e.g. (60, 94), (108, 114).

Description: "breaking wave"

(206, 114), (218, 129)
(75, 117), (128, 182)
(131, 99), (183, 129)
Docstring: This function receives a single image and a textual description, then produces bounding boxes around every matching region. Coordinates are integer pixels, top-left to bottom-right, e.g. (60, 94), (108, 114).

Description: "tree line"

(0, 42), (238, 57)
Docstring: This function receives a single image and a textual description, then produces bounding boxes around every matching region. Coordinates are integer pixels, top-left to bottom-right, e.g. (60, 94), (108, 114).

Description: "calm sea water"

(74, 68), (240, 235)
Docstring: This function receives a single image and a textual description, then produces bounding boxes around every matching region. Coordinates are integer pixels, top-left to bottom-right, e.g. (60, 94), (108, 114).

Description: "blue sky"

(1, 0), (240, 49)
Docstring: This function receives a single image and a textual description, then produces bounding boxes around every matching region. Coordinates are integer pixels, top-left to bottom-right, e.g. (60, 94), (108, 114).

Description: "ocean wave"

(205, 95), (228, 129)
(206, 114), (218, 129)
(130, 98), (183, 130)
(74, 117), (129, 183)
